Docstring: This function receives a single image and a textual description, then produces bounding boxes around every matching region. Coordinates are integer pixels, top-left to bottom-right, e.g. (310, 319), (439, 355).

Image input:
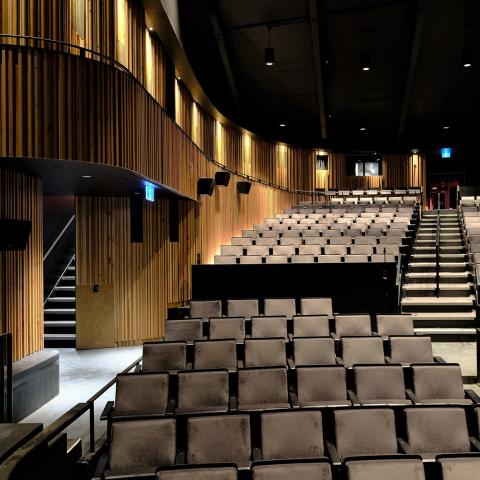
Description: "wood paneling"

(0, 170), (43, 361)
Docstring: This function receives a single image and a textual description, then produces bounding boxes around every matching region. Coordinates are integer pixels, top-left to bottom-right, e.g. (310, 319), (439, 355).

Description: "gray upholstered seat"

(297, 366), (351, 407)
(293, 337), (336, 366)
(260, 410), (324, 460)
(177, 370), (229, 413)
(165, 320), (203, 342)
(227, 299), (259, 319)
(252, 462), (332, 480)
(109, 418), (176, 473)
(238, 367), (289, 410)
(187, 414), (251, 467)
(220, 245), (243, 256)
(265, 255), (288, 264)
(341, 336), (385, 367)
(334, 315), (372, 338)
(300, 298), (333, 317)
(318, 254), (342, 263)
(344, 254), (369, 263)
(389, 336), (434, 365)
(293, 315), (330, 337)
(353, 365), (410, 406)
(209, 317), (245, 341)
(350, 244), (374, 255)
(244, 338), (286, 367)
(142, 342), (186, 372)
(194, 339), (237, 370)
(376, 314), (414, 337)
(115, 373), (169, 416)
(438, 456), (480, 480)
(264, 298), (296, 318)
(405, 407), (471, 460)
(240, 255), (263, 264)
(324, 244), (347, 255)
(190, 300), (222, 320)
(345, 458), (425, 480)
(214, 255), (237, 264)
(251, 316), (288, 339)
(411, 364), (471, 405)
(333, 408), (398, 460)
(157, 466), (238, 480)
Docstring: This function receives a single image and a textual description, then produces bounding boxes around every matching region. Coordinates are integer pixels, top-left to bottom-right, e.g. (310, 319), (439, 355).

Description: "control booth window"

(347, 155), (383, 177)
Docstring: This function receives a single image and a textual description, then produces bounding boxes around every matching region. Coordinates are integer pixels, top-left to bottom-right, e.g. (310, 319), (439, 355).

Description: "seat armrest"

(466, 389), (480, 404)
(385, 356), (392, 363)
(252, 447), (262, 462)
(166, 397), (176, 415)
(287, 358), (296, 370)
(325, 440), (341, 466)
(335, 357), (344, 366)
(347, 390), (360, 405)
(470, 437), (480, 451)
(134, 364), (141, 373)
(100, 401), (114, 421)
(237, 359), (244, 369)
(105, 474), (156, 480)
(405, 389), (417, 403)
(289, 390), (299, 408)
(397, 438), (414, 454)
(330, 332), (338, 341)
(186, 361), (193, 370)
(230, 395), (238, 411)
(175, 450), (186, 465)
(434, 356), (447, 364)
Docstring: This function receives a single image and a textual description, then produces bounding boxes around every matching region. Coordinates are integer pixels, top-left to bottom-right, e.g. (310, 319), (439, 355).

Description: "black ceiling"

(178, 0), (480, 151)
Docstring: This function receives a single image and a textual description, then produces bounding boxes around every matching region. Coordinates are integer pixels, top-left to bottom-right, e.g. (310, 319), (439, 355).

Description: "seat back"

(187, 414), (251, 465)
(252, 462), (332, 480)
(345, 458), (425, 480)
(110, 418), (176, 470)
(300, 297), (333, 317)
(341, 336), (385, 367)
(157, 467), (238, 480)
(228, 299), (259, 319)
(194, 339), (237, 370)
(334, 408), (397, 459)
(389, 336), (433, 364)
(335, 315), (372, 338)
(292, 254), (315, 263)
(292, 315), (329, 337)
(190, 300), (222, 321)
(353, 365), (407, 402)
(376, 315), (414, 336)
(264, 298), (296, 318)
(296, 366), (348, 405)
(251, 316), (288, 339)
(294, 337), (336, 366)
(115, 373), (169, 416)
(244, 338), (286, 367)
(215, 255), (237, 264)
(178, 370), (229, 412)
(412, 364), (465, 401)
(438, 456), (480, 480)
(143, 342), (186, 371)
(209, 317), (245, 341)
(261, 410), (324, 460)
(165, 320), (203, 342)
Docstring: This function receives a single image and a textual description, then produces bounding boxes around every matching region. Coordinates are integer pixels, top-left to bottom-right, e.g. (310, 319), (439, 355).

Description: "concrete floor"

(20, 346), (142, 451)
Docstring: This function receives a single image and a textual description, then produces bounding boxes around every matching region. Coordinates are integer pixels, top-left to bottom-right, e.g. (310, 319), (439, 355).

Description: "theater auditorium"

(1, 0), (480, 479)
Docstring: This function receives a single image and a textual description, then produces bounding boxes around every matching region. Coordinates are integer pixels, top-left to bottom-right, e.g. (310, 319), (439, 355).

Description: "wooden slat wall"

(0, 170), (43, 361)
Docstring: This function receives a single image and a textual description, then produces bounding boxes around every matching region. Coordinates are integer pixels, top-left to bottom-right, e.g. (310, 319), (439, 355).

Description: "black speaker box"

(237, 181), (252, 194)
(197, 178), (215, 196)
(215, 171), (231, 187)
(0, 219), (31, 251)
(130, 194), (144, 243)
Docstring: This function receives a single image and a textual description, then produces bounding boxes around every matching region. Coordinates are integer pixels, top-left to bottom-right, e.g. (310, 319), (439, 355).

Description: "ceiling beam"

(210, 13), (241, 109)
(308, 0), (327, 139)
(398, 0), (428, 143)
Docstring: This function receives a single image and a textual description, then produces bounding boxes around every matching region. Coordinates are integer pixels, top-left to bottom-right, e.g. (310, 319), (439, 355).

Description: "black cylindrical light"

(265, 47), (275, 66)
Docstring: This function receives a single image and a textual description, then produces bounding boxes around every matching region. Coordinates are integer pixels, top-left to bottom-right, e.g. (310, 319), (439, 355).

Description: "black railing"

(0, 333), (12, 423)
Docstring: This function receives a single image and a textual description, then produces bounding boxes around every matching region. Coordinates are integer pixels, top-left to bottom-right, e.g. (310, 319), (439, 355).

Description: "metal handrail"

(43, 215), (75, 262)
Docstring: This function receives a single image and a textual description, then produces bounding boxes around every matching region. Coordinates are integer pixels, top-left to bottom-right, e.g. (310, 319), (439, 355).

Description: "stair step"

(44, 334), (76, 340)
(403, 283), (472, 290)
(44, 308), (76, 314)
(61, 276), (76, 281)
(44, 321), (76, 327)
(402, 296), (474, 306)
(66, 266), (76, 271)
(411, 311), (476, 321)
(48, 297), (75, 303)
(54, 286), (75, 291)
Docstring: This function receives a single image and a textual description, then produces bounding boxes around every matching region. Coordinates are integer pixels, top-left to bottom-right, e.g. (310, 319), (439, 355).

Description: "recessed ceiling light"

(360, 127), (366, 131)
(81, 175), (92, 179)
(149, 27), (154, 32)
(279, 123), (286, 127)
(361, 52), (371, 71)
(443, 126), (450, 130)
(462, 48), (473, 68)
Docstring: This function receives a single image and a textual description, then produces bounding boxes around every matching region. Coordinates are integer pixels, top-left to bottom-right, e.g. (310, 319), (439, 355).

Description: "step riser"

(44, 326), (76, 335)
(404, 289), (471, 297)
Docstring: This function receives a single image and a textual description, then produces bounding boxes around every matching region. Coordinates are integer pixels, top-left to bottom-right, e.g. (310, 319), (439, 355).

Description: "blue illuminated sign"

(441, 148), (451, 158)
(145, 183), (155, 202)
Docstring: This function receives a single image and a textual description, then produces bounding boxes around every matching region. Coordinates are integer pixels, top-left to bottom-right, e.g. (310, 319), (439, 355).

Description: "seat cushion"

(253, 462), (332, 480)
(345, 458), (425, 480)
(438, 456), (480, 480)
(157, 467), (237, 480)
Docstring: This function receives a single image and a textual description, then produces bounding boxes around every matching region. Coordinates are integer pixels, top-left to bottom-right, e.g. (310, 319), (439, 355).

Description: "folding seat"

(374, 197), (387, 205)
(251, 316), (288, 339)
(331, 198), (344, 205)
(283, 218), (298, 225)
(318, 217), (333, 224)
(337, 217), (353, 225)
(330, 223), (347, 231)
(403, 407), (473, 460)
(247, 245), (269, 256)
(344, 255), (369, 263)
(265, 255), (288, 264)
(461, 196), (476, 206)
(302, 229), (321, 237)
(376, 314), (414, 337)
(255, 237), (277, 247)
(190, 300), (222, 321)
(300, 297), (333, 317)
(254, 224), (270, 231)
(329, 236), (352, 245)
(372, 253), (397, 262)
(165, 319), (203, 342)
(367, 227), (385, 236)
(379, 235), (403, 244)
(296, 366), (351, 407)
(345, 228), (365, 237)
(264, 298), (296, 318)
(341, 336), (385, 367)
(409, 364), (473, 405)
(358, 197), (373, 205)
(228, 299), (259, 319)
(318, 254), (343, 263)
(272, 245), (295, 256)
(304, 237), (327, 245)
(350, 244), (373, 255)
(280, 237), (302, 246)
(240, 255), (263, 264)
(329, 408), (398, 461)
(389, 197), (402, 205)
(194, 339), (237, 370)
(244, 338), (287, 367)
(186, 414), (251, 467)
(382, 207), (397, 213)
(308, 213), (323, 220)
(283, 230), (300, 238)
(265, 218), (279, 225)
(108, 418), (176, 475)
(157, 466), (238, 480)
(252, 461), (332, 480)
(388, 336), (434, 365)
(365, 206), (380, 212)
(232, 237), (253, 246)
(176, 370), (229, 413)
(355, 236), (378, 245)
(262, 228), (282, 236)
(344, 213), (358, 218)
(292, 315), (330, 337)
(260, 410), (325, 460)
(298, 244), (322, 256)
(299, 218), (315, 225)
(112, 373), (169, 417)
(345, 457), (425, 480)
(373, 221), (390, 231)
(293, 337), (336, 366)
(324, 244), (347, 255)
(243, 230), (258, 238)
(376, 244), (400, 256)
(334, 315), (372, 338)
(352, 365), (411, 406)
(238, 367), (289, 410)
(276, 213), (289, 219)
(345, 198), (358, 205)
(310, 223), (329, 232)
(142, 341), (187, 372)
(437, 455), (480, 480)
(291, 254), (315, 263)
(209, 317), (245, 341)
(290, 223), (306, 231)
(214, 255), (237, 264)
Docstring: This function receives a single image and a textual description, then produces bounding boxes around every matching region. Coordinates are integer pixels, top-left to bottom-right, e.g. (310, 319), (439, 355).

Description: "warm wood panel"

(0, 170), (43, 361)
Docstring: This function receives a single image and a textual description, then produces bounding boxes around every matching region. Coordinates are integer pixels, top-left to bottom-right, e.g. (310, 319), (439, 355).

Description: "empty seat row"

(243, 225), (408, 236)
(215, 254), (397, 264)
(232, 235), (404, 246)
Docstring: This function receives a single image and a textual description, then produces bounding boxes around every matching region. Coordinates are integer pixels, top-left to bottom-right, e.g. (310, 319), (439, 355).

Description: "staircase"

(44, 256), (76, 348)
(401, 209), (476, 341)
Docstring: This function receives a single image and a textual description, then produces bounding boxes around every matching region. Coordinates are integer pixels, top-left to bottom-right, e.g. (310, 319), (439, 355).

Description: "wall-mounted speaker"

(130, 194), (144, 243)
(0, 219), (31, 251)
(237, 181), (252, 194)
(197, 178), (215, 196)
(215, 171), (231, 187)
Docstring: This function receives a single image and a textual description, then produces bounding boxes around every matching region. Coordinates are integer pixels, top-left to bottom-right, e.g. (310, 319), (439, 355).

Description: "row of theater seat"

(240, 227), (408, 238)
(231, 234), (405, 245)
(214, 253), (397, 264)
(324, 196), (417, 205)
(145, 336), (439, 370)
(103, 406), (480, 479)
(106, 363), (475, 420)
(271, 210), (413, 219)
(287, 204), (417, 212)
